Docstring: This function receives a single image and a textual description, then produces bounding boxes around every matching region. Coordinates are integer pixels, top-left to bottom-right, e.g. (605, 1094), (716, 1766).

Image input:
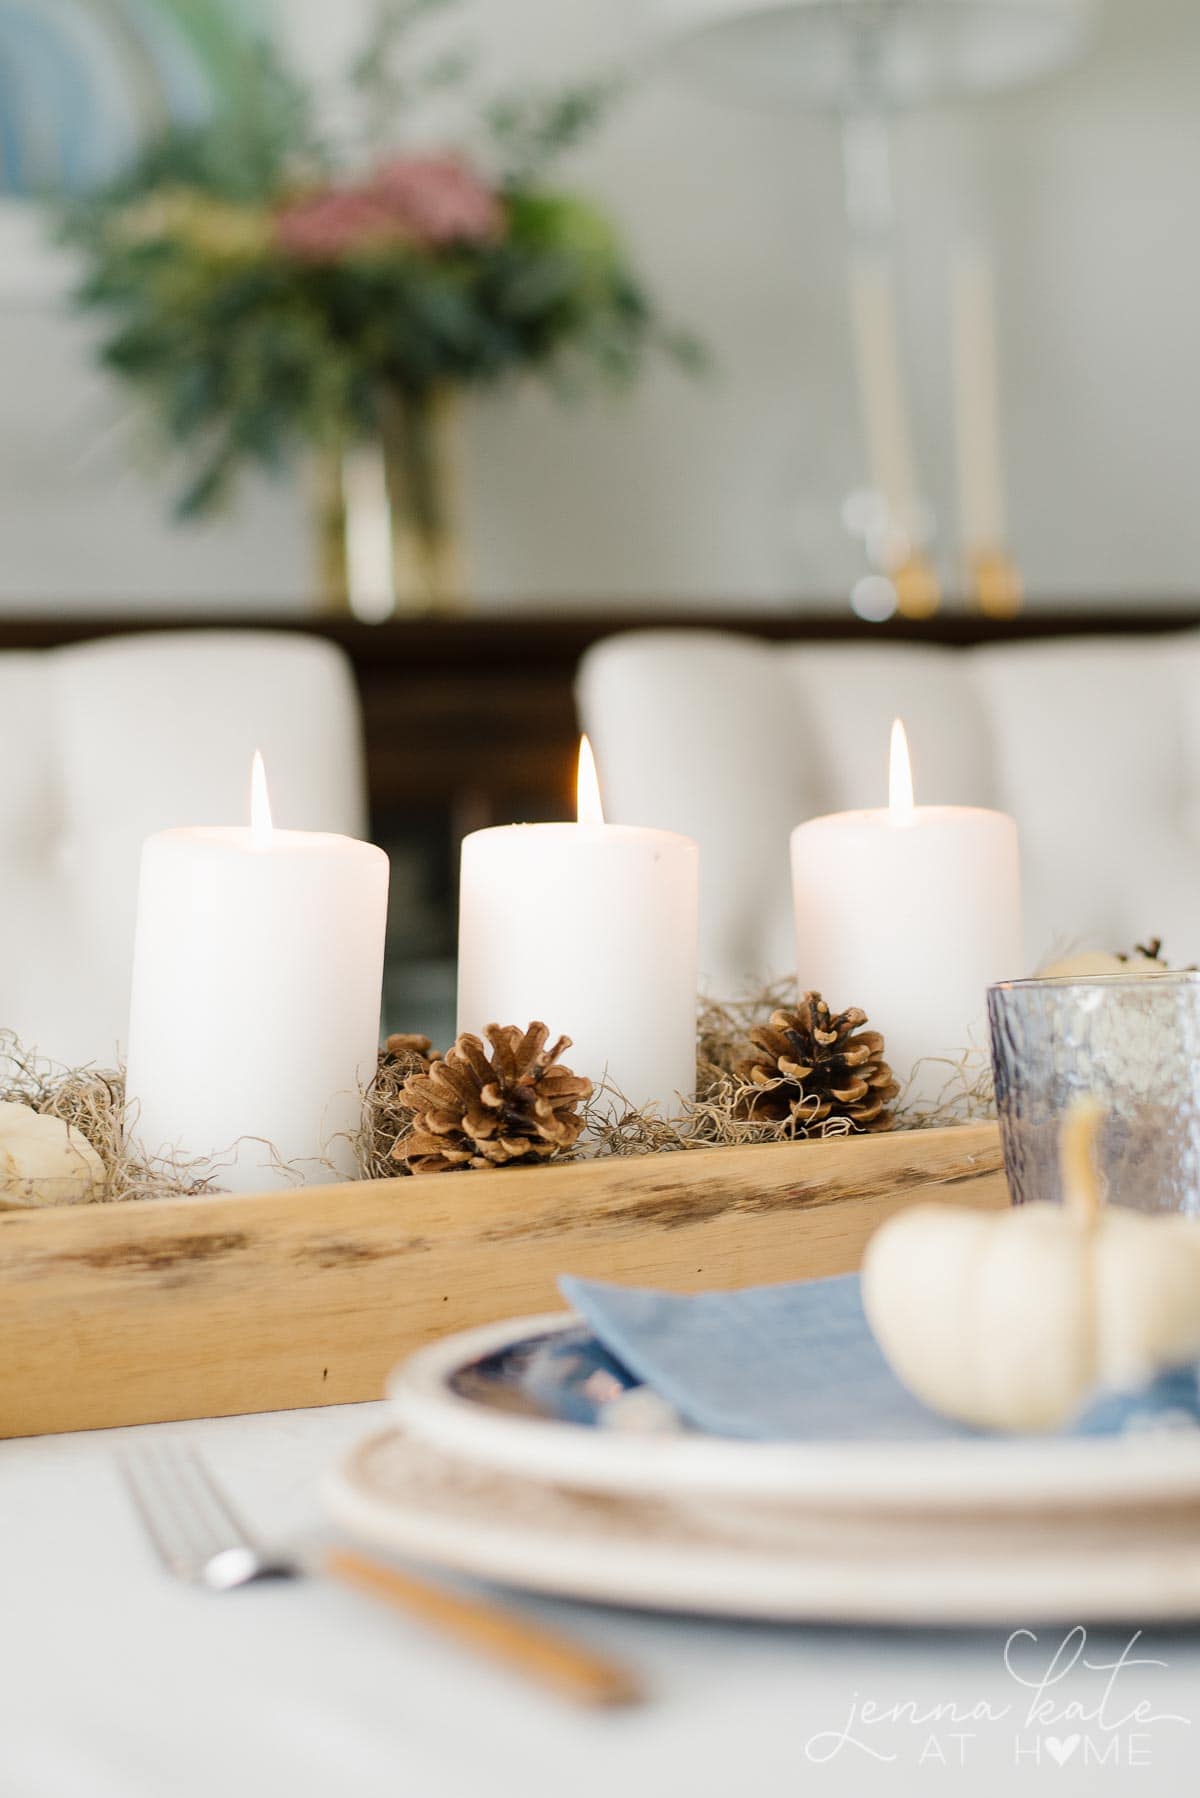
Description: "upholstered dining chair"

(0, 630), (367, 1066)
(577, 628), (1200, 996)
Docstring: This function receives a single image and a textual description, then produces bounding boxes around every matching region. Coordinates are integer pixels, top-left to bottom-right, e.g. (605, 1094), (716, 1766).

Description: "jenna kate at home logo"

(803, 1629), (1191, 1768)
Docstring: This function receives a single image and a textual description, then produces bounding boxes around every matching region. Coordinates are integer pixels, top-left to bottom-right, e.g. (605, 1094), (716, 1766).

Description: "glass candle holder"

(987, 973), (1200, 1215)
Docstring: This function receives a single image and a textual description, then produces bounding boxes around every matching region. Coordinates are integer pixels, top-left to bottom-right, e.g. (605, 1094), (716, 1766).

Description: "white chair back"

(0, 630), (367, 1064)
(578, 628), (1200, 993)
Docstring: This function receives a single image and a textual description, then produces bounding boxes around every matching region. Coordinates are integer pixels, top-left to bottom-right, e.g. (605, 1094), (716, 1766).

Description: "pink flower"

(369, 155), (504, 248)
(274, 188), (396, 261)
(274, 156), (504, 262)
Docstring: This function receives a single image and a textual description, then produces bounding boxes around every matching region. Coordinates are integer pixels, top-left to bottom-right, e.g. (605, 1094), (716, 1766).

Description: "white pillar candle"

(790, 721), (1022, 1105)
(125, 754), (389, 1193)
(456, 739), (699, 1116)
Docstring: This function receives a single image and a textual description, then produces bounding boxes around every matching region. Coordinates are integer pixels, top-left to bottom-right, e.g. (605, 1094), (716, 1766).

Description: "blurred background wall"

(0, 0), (1196, 612)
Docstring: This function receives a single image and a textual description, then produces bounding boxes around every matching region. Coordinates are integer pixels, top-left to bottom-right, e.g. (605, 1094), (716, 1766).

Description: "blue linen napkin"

(557, 1272), (1200, 1442)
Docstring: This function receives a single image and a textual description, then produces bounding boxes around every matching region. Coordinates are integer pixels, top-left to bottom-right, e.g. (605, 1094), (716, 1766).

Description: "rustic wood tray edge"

(0, 1122), (1006, 1438)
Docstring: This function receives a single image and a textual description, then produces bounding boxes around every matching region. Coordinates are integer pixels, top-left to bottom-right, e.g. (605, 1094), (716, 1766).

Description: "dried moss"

(2, 984), (995, 1204)
(0, 1033), (212, 1203)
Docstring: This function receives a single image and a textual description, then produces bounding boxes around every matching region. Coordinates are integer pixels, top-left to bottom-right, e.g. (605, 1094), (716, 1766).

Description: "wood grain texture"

(0, 1122), (1006, 1438)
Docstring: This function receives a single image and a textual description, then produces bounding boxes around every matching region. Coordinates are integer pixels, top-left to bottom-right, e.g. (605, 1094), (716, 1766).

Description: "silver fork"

(118, 1440), (642, 1706)
(119, 1441), (297, 1590)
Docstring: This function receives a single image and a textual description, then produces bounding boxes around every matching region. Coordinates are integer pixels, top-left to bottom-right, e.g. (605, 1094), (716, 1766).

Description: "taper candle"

(850, 249), (920, 539)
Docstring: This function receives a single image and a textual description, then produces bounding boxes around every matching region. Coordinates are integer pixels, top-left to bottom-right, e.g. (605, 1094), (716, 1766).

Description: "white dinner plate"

(326, 1428), (1200, 1625)
(386, 1312), (1200, 1514)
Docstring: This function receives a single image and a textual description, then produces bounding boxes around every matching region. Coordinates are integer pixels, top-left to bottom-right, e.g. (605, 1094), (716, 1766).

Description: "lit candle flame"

(888, 718), (915, 825)
(250, 749), (274, 848)
(576, 735), (605, 825)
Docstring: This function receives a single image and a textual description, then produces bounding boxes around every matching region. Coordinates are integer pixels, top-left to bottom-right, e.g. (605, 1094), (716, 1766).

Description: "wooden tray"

(0, 1122), (1005, 1438)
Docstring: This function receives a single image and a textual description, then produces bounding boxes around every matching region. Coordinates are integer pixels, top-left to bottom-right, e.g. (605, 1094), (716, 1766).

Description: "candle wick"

(250, 750), (274, 849)
(888, 718), (915, 824)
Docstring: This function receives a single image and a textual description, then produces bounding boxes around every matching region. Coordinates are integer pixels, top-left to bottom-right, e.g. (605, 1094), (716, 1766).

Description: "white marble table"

(3, 1403), (1198, 1797)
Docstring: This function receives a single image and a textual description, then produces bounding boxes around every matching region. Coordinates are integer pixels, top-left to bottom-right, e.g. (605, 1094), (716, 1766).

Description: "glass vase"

(987, 973), (1200, 1215)
(314, 388), (466, 620)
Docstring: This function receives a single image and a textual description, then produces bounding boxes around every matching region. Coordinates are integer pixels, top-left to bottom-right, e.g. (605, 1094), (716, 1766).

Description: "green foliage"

(484, 81), (618, 183)
(86, 33), (315, 206)
(351, 0), (477, 152)
(62, 7), (696, 517)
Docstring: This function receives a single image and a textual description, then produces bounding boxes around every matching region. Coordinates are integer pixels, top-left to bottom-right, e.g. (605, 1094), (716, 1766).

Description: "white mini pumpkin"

(0, 1101), (106, 1208)
(861, 1103), (1200, 1431)
(1037, 950), (1173, 979)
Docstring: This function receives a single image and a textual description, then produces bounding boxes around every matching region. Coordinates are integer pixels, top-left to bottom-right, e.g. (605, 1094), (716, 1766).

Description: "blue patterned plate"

(387, 1314), (1200, 1513)
(446, 1322), (679, 1431)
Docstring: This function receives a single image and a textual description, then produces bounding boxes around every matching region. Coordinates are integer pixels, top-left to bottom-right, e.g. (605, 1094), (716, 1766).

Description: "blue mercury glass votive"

(987, 973), (1200, 1215)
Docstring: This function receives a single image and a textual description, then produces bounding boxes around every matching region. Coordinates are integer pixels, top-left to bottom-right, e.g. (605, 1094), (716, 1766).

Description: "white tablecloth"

(3, 1403), (1197, 1797)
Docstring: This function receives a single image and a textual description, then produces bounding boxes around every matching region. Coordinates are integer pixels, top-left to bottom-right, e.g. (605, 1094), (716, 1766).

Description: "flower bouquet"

(64, 6), (694, 613)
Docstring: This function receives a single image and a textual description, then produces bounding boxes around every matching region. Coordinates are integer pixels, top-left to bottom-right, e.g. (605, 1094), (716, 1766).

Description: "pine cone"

(364, 1035), (442, 1170)
(398, 1023), (593, 1174)
(735, 994), (899, 1133)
